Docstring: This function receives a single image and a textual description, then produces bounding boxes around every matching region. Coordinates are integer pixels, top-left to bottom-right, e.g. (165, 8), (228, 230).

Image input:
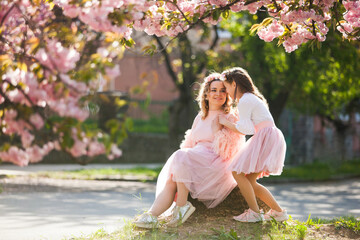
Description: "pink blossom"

(0, 146), (29, 166)
(108, 144), (122, 160)
(244, 2), (263, 14)
(258, 20), (285, 42)
(97, 47), (109, 58)
(337, 22), (354, 34)
(30, 113), (44, 130)
(105, 65), (121, 80)
(69, 139), (87, 157)
(48, 98), (89, 121)
(132, 12), (144, 20)
(204, 73), (224, 83)
(35, 40), (80, 73)
(63, 5), (81, 18)
(27, 146), (45, 163)
(60, 74), (88, 93)
(21, 130), (34, 147)
(230, 2), (245, 12)
(88, 141), (106, 157)
(209, 0), (228, 7)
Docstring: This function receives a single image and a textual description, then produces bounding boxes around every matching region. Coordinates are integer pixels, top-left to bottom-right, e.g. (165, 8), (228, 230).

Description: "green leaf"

(221, 10), (230, 20)
(212, 9), (220, 21)
(249, 24), (261, 35)
(261, 17), (273, 27)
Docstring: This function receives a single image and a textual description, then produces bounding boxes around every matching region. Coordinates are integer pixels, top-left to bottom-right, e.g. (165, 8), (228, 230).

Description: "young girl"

(218, 67), (288, 223)
(133, 73), (245, 228)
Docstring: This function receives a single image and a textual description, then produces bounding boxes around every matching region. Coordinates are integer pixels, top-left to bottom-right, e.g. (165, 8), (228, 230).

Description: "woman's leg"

(148, 178), (177, 216)
(175, 182), (189, 206)
(166, 181), (195, 227)
(246, 173), (282, 212)
(232, 172), (260, 213)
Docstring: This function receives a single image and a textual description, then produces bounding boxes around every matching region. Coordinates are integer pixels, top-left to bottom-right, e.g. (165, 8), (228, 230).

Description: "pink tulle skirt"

(156, 143), (237, 208)
(229, 121), (286, 179)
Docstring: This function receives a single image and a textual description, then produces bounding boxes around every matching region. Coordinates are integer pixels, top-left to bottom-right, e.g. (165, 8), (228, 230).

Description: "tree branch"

(154, 0), (245, 53)
(153, 36), (178, 85)
(196, 25), (219, 75)
(164, 0), (192, 25)
(0, 3), (16, 27)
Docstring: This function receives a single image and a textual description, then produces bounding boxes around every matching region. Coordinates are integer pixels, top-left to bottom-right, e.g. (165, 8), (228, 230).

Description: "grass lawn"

(30, 167), (162, 181)
(268, 160), (360, 182)
(71, 215), (360, 240)
(28, 160), (360, 182)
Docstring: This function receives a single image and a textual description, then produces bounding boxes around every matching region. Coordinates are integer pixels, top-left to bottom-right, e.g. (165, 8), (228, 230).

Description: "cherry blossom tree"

(0, 1), (126, 166)
(1, 0), (359, 166)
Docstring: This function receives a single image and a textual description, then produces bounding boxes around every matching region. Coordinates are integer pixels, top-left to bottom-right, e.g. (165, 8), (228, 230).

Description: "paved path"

(0, 164), (360, 240)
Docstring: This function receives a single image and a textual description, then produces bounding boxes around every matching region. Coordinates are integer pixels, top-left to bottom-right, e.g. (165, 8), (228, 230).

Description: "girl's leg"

(148, 178), (177, 216)
(166, 181), (195, 227)
(175, 182), (189, 206)
(246, 173), (282, 212)
(232, 172), (260, 213)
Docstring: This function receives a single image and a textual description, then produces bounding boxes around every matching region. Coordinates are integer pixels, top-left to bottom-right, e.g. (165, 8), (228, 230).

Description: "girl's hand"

(218, 115), (228, 126)
(212, 115), (222, 133)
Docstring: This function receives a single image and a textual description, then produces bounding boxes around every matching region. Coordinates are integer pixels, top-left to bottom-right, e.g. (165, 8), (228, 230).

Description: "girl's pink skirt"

(156, 143), (237, 208)
(229, 121), (286, 179)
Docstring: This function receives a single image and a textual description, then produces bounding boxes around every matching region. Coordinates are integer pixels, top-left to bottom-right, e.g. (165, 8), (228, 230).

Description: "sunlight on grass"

(68, 215), (360, 240)
(271, 160), (360, 181)
(27, 159), (360, 182)
(311, 216), (360, 233)
(132, 110), (169, 134)
(31, 167), (162, 181)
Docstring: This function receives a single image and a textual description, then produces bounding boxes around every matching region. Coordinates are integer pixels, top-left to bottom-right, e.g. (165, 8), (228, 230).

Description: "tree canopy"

(0, 0), (359, 166)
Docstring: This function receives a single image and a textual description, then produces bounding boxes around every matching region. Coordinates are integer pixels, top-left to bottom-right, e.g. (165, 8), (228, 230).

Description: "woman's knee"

(165, 178), (177, 190)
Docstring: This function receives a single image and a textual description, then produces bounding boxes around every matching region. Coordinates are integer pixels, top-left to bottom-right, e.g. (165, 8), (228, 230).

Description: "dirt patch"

(313, 224), (360, 239)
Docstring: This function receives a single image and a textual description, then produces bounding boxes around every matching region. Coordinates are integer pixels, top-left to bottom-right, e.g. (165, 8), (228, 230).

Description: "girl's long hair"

(196, 73), (231, 119)
(222, 67), (268, 107)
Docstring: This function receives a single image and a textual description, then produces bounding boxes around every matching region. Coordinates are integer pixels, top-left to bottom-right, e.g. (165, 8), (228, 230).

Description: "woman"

(134, 73), (245, 228)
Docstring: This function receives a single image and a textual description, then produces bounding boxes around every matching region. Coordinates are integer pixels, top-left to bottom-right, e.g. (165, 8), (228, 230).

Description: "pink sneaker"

(264, 209), (289, 221)
(233, 209), (264, 222)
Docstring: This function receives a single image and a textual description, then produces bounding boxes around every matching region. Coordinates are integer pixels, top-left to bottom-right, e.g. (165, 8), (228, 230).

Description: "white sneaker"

(133, 212), (159, 228)
(233, 208), (264, 223)
(264, 209), (289, 221)
(166, 201), (196, 227)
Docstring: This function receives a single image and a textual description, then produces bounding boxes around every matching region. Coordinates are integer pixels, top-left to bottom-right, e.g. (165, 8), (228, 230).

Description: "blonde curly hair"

(196, 73), (231, 119)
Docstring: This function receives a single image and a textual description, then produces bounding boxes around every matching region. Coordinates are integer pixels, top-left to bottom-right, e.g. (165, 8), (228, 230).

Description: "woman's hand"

(219, 115), (228, 126)
(212, 115), (223, 133)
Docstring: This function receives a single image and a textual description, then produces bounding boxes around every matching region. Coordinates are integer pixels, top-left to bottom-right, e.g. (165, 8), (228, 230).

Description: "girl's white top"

(235, 93), (274, 135)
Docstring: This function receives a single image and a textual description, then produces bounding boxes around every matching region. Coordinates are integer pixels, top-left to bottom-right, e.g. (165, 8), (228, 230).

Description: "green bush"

(277, 159), (360, 181)
(132, 110), (169, 134)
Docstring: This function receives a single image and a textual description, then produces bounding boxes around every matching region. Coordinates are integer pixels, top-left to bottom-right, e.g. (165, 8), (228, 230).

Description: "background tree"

(206, 10), (360, 161)
(205, 11), (360, 123)
(1, 0), (359, 165)
(152, 25), (221, 147)
(0, 1), (127, 166)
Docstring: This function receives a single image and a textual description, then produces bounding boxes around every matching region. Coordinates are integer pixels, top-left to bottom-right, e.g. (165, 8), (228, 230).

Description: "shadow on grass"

(70, 215), (360, 240)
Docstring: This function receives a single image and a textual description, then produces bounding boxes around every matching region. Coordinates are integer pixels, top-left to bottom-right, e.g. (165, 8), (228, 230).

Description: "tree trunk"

(168, 96), (197, 149)
(154, 27), (219, 149)
(168, 35), (198, 149)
